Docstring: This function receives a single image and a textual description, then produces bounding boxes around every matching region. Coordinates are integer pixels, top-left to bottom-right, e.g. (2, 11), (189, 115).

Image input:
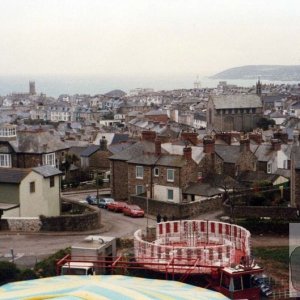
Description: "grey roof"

(9, 130), (69, 154)
(110, 141), (163, 161)
(215, 145), (241, 164)
(254, 144), (278, 162)
(211, 94), (262, 109)
(108, 142), (134, 154)
(80, 145), (100, 157)
(238, 171), (279, 184)
(32, 166), (62, 178)
(145, 110), (168, 116)
(156, 155), (186, 167)
(111, 134), (129, 145)
(128, 154), (159, 165)
(184, 183), (222, 196)
(0, 168), (30, 183)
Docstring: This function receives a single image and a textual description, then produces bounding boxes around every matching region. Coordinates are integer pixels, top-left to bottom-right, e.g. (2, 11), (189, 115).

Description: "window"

(43, 153), (56, 167)
(0, 154), (12, 168)
(154, 167), (159, 177)
(267, 162), (272, 174)
(30, 181), (35, 193)
(136, 166), (144, 179)
(167, 189), (174, 201)
(50, 176), (55, 188)
(283, 160), (288, 169)
(167, 169), (174, 182)
(136, 185), (144, 195)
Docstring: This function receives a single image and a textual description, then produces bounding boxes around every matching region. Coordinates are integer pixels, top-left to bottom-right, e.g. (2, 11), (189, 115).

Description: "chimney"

(181, 132), (198, 145)
(155, 138), (161, 156)
(249, 132), (262, 144)
(183, 146), (192, 160)
(141, 130), (156, 142)
(271, 139), (281, 151)
(215, 132), (231, 145)
(240, 138), (250, 152)
(100, 136), (108, 151)
(203, 136), (215, 154)
(273, 131), (288, 144)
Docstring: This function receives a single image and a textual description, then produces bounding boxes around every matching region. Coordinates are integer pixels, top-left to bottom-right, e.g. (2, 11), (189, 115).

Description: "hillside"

(211, 65), (300, 81)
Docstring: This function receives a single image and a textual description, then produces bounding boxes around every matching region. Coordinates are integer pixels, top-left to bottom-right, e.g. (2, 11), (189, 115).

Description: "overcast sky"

(1, 0), (300, 77)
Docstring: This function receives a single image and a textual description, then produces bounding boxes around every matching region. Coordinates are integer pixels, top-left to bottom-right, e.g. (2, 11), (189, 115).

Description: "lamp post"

(146, 184), (149, 239)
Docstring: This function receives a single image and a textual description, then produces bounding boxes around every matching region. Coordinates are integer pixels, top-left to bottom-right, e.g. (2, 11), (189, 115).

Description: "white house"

(0, 166), (62, 218)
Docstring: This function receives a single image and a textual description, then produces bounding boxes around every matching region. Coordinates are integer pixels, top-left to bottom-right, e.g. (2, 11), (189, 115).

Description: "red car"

(123, 205), (144, 217)
(107, 201), (128, 213)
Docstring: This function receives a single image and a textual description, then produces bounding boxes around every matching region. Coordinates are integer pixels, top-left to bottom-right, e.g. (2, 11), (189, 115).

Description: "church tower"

(256, 77), (262, 96)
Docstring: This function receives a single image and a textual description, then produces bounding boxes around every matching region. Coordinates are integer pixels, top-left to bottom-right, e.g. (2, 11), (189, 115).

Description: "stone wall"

(0, 198), (101, 232)
(223, 201), (298, 219)
(39, 198), (101, 231)
(1, 217), (41, 232)
(130, 195), (223, 219)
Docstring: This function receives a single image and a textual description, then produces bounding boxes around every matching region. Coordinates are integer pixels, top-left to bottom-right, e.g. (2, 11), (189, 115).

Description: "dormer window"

(43, 153), (56, 167)
(0, 154), (12, 168)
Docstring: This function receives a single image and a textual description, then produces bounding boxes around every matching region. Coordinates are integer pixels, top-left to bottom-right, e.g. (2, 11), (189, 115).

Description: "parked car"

(107, 201), (127, 212)
(98, 197), (115, 209)
(123, 205), (144, 217)
(85, 195), (99, 205)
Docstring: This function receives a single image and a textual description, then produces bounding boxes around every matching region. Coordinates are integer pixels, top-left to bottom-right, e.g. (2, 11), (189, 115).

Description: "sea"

(0, 74), (299, 98)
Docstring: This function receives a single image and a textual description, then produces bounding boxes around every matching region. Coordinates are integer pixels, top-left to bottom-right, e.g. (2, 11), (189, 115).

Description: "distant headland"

(210, 65), (300, 81)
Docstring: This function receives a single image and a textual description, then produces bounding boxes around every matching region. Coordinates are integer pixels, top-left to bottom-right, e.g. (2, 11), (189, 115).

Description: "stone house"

(206, 94), (263, 132)
(214, 138), (258, 178)
(110, 131), (199, 202)
(0, 166), (62, 218)
(0, 125), (69, 170)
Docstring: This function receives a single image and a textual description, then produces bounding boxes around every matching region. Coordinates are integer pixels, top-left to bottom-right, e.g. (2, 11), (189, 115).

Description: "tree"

(256, 117), (275, 130)
(0, 261), (20, 285)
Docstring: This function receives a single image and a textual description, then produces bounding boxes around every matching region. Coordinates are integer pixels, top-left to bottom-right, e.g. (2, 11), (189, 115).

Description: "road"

(0, 191), (155, 267)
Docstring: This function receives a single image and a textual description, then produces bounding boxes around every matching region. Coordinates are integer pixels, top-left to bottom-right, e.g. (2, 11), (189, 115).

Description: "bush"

(18, 268), (38, 281)
(0, 261), (20, 285)
(236, 218), (295, 235)
(34, 248), (71, 277)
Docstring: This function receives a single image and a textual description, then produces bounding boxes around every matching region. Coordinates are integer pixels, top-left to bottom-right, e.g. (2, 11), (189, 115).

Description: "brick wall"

(128, 164), (152, 196)
(130, 195), (223, 219)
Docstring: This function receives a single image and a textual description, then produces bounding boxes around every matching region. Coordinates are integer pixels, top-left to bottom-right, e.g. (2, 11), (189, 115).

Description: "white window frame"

(267, 162), (272, 174)
(43, 153), (56, 167)
(167, 189), (174, 201)
(0, 154), (12, 168)
(283, 160), (288, 169)
(136, 185), (144, 195)
(167, 169), (175, 182)
(136, 166), (144, 179)
(154, 167), (159, 177)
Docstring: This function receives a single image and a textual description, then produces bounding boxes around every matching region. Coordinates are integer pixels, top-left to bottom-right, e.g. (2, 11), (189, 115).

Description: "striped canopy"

(0, 275), (229, 300)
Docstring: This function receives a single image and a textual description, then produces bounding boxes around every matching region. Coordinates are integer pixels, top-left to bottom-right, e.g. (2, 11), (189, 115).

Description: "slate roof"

(32, 166), (62, 178)
(184, 183), (222, 197)
(211, 94), (262, 109)
(145, 110), (168, 116)
(128, 154), (159, 165)
(0, 168), (30, 183)
(215, 145), (241, 164)
(238, 171), (279, 184)
(156, 155), (186, 167)
(111, 134), (129, 145)
(80, 145), (100, 157)
(9, 130), (69, 154)
(110, 141), (161, 161)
